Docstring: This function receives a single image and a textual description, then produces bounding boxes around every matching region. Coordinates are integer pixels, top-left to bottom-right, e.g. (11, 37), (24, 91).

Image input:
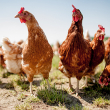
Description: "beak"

(101, 31), (105, 36)
(15, 13), (20, 18)
(72, 12), (75, 17)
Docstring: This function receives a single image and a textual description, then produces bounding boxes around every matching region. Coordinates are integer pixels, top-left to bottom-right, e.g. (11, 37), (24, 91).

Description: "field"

(0, 55), (110, 110)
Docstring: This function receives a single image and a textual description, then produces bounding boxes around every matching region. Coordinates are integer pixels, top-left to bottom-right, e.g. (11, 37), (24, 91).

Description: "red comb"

(98, 25), (105, 32)
(72, 5), (76, 12)
(18, 7), (25, 14)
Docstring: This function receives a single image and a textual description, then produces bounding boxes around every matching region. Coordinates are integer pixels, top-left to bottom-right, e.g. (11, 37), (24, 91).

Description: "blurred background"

(0, 0), (110, 46)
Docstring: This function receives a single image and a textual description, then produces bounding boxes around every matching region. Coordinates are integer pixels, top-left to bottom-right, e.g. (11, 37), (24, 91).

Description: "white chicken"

(2, 38), (25, 79)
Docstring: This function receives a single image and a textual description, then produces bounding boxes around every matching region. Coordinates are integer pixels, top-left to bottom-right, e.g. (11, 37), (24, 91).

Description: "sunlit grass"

(17, 93), (27, 101)
(95, 60), (105, 79)
(93, 97), (110, 107)
(15, 102), (33, 110)
(49, 70), (64, 80)
(0, 65), (3, 72)
(51, 78), (68, 85)
(52, 55), (60, 69)
(37, 85), (72, 105)
(25, 95), (40, 103)
(16, 79), (29, 90)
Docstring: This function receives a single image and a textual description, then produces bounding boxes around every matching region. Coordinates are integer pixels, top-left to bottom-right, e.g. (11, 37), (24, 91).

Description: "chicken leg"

(76, 79), (80, 96)
(69, 79), (83, 96)
(30, 82), (33, 94)
(46, 79), (50, 91)
(69, 78), (74, 91)
(82, 76), (96, 88)
(82, 76), (88, 88)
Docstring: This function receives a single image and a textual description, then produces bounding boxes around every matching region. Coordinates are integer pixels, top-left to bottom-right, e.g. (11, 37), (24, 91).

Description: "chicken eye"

(24, 13), (26, 15)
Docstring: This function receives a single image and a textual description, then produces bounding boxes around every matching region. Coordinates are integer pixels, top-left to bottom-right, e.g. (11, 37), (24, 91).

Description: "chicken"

(14, 7), (53, 94)
(99, 64), (110, 87)
(52, 41), (60, 56)
(99, 37), (110, 87)
(58, 5), (92, 95)
(2, 37), (25, 79)
(0, 46), (5, 68)
(84, 30), (92, 42)
(17, 40), (24, 45)
(104, 37), (110, 65)
(83, 25), (105, 87)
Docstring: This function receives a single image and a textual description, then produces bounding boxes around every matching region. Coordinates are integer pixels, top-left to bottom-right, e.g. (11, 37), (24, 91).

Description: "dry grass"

(93, 97), (110, 107)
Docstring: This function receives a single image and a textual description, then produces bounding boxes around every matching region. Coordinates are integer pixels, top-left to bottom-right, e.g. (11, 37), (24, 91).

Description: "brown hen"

(0, 47), (5, 68)
(15, 7), (53, 94)
(58, 5), (92, 95)
(104, 37), (110, 65)
(84, 25), (105, 86)
(99, 37), (110, 87)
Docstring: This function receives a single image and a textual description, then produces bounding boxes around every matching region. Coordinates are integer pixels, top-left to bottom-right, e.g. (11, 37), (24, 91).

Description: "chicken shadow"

(78, 82), (110, 104)
(0, 82), (16, 91)
(36, 86), (83, 110)
(2, 71), (14, 78)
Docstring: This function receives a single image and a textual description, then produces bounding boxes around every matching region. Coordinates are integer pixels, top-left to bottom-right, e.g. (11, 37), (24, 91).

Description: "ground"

(0, 56), (110, 110)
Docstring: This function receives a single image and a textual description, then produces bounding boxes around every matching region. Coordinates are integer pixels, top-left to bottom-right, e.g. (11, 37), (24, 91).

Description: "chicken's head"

(15, 7), (32, 23)
(72, 5), (83, 22)
(95, 25), (105, 40)
(99, 75), (110, 88)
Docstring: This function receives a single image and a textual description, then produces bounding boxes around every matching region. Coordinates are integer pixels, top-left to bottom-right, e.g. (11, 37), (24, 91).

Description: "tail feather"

(84, 30), (92, 42)
(2, 37), (12, 52)
(2, 37), (23, 74)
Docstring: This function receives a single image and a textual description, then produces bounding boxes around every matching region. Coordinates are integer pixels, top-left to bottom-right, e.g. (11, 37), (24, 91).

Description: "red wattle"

(20, 19), (26, 23)
(73, 16), (78, 22)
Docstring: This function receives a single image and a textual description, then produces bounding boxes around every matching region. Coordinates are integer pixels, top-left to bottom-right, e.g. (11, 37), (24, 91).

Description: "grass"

(52, 55), (60, 69)
(25, 95), (40, 103)
(5, 81), (14, 89)
(52, 103), (67, 110)
(9, 90), (17, 96)
(37, 85), (72, 105)
(0, 79), (2, 84)
(17, 93), (27, 101)
(83, 82), (110, 98)
(40, 78), (51, 87)
(16, 79), (29, 90)
(93, 97), (110, 107)
(70, 104), (82, 110)
(49, 70), (64, 80)
(0, 65), (4, 73)
(15, 102), (33, 110)
(51, 78), (68, 85)
(95, 60), (105, 79)
(2, 72), (13, 78)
